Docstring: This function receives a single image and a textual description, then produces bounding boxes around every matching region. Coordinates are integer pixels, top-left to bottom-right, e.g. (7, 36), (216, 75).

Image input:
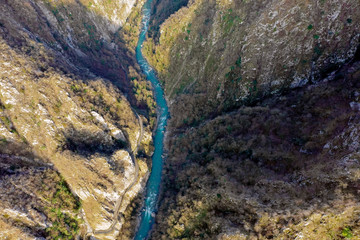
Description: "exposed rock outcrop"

(153, 57), (360, 240)
(0, 0), (153, 239)
(145, 0), (360, 126)
(144, 0), (360, 239)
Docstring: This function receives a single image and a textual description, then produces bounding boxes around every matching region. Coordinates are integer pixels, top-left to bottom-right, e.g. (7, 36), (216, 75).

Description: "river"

(134, 0), (169, 239)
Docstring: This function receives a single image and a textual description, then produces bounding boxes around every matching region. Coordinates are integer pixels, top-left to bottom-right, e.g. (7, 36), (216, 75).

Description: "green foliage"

(149, 0), (190, 39)
(175, 83), (186, 95)
(223, 55), (244, 105)
(0, 116), (11, 129)
(249, 79), (258, 92)
(342, 227), (353, 238)
(221, 9), (242, 34)
(226, 125), (232, 133)
(225, 56), (242, 81)
(48, 4), (65, 22)
(46, 209), (80, 240)
(70, 84), (80, 92)
(307, 24), (313, 30)
(179, 209), (210, 238)
(235, 56), (242, 67)
(54, 101), (62, 114)
(131, 79), (156, 114)
(55, 178), (81, 210)
(4, 104), (13, 110)
(43, 176), (81, 239)
(185, 23), (192, 35)
(313, 44), (324, 61)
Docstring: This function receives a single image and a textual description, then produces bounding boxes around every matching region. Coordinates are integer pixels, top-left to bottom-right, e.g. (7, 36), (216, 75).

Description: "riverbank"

(133, 0), (170, 239)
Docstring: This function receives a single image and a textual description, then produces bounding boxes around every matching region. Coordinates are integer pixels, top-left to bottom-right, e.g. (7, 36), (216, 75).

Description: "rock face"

(153, 58), (360, 240)
(1, 0), (360, 239)
(0, 0), (152, 99)
(0, 0), (154, 239)
(145, 0), (360, 126)
(143, 0), (360, 239)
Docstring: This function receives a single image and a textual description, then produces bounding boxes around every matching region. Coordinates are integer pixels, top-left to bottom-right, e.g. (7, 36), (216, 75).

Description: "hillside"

(0, 0), (154, 239)
(148, 0), (189, 40)
(1, 0), (360, 239)
(153, 60), (360, 239)
(145, 0), (360, 239)
(145, 0), (359, 127)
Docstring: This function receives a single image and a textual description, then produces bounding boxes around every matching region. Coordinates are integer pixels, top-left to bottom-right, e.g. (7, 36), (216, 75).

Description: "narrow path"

(90, 109), (144, 236)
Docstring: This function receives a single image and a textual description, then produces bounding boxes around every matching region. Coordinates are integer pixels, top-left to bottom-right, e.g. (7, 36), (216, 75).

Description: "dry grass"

(0, 0), (154, 238)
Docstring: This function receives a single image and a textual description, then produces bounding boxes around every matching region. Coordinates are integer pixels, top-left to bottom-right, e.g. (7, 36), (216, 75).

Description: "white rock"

(111, 129), (126, 141)
(349, 102), (360, 111)
(91, 111), (108, 129)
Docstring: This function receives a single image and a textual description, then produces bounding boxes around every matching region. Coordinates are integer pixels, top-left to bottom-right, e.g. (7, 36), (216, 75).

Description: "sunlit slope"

(145, 0), (360, 127)
(0, 0), (154, 239)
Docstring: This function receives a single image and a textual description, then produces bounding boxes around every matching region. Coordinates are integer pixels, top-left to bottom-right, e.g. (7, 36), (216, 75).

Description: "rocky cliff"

(2, 0), (360, 239)
(153, 61), (360, 239)
(144, 0), (360, 239)
(145, 0), (359, 127)
(0, 0), (154, 239)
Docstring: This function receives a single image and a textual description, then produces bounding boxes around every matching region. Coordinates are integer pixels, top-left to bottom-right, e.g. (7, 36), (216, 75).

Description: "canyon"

(0, 0), (360, 239)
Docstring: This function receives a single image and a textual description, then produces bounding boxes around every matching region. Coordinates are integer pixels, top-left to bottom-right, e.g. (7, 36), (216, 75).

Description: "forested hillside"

(145, 0), (360, 239)
(1, 0), (360, 239)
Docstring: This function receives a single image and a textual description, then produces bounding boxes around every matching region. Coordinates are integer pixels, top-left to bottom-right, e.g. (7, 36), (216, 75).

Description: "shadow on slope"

(0, 0), (138, 103)
(145, 0), (360, 130)
(149, 0), (189, 40)
(153, 58), (360, 239)
(60, 127), (128, 157)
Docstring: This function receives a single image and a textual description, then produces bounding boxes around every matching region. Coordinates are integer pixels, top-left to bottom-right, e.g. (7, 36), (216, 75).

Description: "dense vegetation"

(153, 61), (360, 239)
(144, 0), (360, 239)
(0, 165), (81, 239)
(144, 0), (360, 127)
(1, 0), (359, 239)
(149, 0), (189, 40)
(41, 173), (82, 239)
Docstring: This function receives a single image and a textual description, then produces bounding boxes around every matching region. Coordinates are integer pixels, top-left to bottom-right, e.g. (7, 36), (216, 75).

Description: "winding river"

(134, 0), (169, 239)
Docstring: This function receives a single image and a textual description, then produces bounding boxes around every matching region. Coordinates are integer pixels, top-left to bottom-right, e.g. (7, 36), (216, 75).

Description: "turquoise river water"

(134, 0), (169, 239)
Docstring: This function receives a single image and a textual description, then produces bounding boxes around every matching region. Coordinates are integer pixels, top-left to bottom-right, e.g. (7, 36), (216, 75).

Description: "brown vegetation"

(0, 0), (154, 238)
(153, 61), (360, 239)
(145, 0), (360, 127)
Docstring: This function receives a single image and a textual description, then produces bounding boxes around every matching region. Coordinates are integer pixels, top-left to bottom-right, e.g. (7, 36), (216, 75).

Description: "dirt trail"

(89, 109), (144, 237)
